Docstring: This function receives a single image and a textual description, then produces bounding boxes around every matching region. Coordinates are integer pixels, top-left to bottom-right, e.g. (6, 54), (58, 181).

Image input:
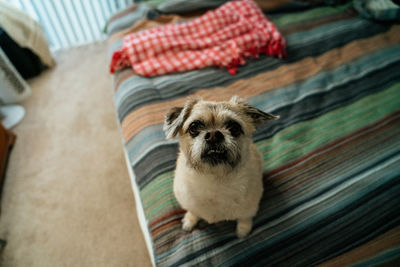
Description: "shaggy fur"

(164, 96), (279, 237)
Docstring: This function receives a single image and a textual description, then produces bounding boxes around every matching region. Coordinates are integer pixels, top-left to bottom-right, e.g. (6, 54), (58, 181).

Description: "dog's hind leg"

(182, 211), (199, 232)
(236, 217), (253, 238)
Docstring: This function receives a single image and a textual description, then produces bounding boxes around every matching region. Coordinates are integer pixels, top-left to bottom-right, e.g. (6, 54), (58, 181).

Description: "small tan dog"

(164, 96), (279, 238)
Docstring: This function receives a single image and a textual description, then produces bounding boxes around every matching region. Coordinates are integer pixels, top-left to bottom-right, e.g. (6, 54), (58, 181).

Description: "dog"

(163, 95), (279, 238)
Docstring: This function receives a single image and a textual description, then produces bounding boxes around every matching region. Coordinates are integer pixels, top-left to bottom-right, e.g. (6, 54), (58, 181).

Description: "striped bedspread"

(108, 2), (400, 266)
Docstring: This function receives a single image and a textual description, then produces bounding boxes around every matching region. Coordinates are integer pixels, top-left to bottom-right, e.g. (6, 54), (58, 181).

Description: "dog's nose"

(205, 130), (224, 143)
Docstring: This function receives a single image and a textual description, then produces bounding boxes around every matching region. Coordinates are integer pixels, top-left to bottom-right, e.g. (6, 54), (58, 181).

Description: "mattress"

(107, 1), (400, 266)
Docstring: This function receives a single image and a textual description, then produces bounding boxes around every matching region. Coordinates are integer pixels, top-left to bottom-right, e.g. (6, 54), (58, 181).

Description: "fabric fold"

(110, 0), (287, 76)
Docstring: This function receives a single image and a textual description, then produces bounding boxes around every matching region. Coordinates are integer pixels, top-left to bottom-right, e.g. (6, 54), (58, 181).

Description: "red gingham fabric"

(109, 0), (287, 76)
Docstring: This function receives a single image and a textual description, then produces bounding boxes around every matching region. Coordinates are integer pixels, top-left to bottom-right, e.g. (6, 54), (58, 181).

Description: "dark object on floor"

(0, 27), (45, 79)
(0, 238), (7, 262)
(0, 123), (15, 209)
(0, 239), (6, 250)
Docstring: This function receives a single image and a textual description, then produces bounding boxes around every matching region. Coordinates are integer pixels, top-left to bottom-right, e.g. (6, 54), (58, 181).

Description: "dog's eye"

(188, 121), (204, 137)
(226, 120), (243, 137)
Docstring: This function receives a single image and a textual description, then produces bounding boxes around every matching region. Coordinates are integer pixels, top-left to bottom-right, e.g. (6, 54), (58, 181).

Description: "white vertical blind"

(5, 0), (135, 51)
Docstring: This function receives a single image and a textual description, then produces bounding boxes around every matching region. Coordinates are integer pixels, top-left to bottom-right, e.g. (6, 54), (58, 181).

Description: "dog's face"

(164, 96), (279, 172)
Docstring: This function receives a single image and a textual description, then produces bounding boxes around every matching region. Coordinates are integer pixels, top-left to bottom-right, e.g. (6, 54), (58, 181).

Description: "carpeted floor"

(0, 42), (152, 267)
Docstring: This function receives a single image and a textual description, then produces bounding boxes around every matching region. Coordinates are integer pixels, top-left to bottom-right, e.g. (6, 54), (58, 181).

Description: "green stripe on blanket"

(259, 82), (400, 171)
(272, 2), (353, 27)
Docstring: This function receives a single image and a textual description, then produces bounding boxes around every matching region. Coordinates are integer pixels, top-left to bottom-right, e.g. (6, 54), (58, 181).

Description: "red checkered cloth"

(109, 0), (287, 76)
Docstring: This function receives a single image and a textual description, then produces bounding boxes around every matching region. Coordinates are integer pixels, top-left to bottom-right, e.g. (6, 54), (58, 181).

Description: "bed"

(106, 1), (400, 266)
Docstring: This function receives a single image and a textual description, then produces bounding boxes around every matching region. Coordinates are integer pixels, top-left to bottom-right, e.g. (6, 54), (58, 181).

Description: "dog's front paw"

(182, 212), (199, 232)
(236, 218), (253, 238)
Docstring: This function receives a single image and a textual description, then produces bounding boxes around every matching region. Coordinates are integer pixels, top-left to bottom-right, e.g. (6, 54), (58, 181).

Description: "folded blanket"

(109, 0), (286, 76)
(0, 0), (55, 68)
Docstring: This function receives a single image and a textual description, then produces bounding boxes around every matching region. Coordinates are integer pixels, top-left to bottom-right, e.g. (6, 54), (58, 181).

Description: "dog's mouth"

(206, 149), (225, 155)
(201, 147), (228, 165)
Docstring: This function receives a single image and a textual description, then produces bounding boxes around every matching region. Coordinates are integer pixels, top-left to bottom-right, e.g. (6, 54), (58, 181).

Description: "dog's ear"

(230, 95), (280, 127)
(163, 96), (201, 139)
(245, 105), (280, 127)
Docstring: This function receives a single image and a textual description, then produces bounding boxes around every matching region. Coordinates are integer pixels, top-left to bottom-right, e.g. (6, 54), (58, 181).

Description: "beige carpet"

(0, 42), (152, 267)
